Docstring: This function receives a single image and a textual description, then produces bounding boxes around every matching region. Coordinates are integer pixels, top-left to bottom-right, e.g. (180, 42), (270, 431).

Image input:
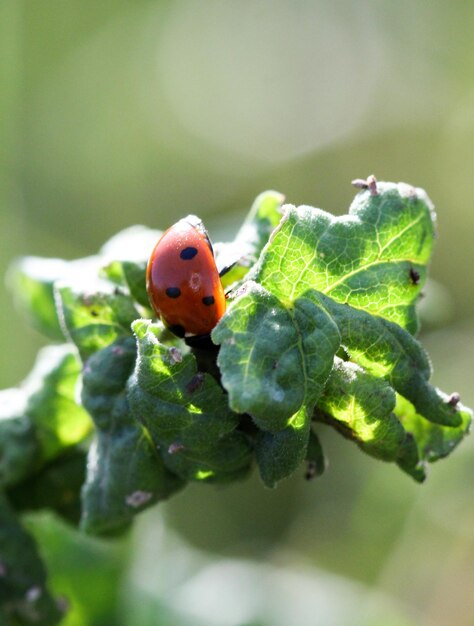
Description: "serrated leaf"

(394, 394), (471, 480)
(0, 494), (64, 625)
(252, 182), (434, 334)
(56, 279), (140, 361)
(81, 337), (183, 536)
(215, 190), (285, 288)
(0, 347), (92, 488)
(315, 358), (405, 461)
(212, 183), (462, 484)
(128, 319), (252, 483)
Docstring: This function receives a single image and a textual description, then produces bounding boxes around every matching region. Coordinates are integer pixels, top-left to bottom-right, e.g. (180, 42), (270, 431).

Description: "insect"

(146, 215), (227, 341)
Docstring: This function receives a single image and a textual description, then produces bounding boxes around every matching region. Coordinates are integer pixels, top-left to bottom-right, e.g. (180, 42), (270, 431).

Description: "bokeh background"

(1, 2), (473, 625)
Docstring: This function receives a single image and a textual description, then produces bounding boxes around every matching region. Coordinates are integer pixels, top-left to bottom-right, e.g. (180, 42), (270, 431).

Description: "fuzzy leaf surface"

(213, 183), (465, 484)
(56, 279), (140, 361)
(81, 336), (183, 536)
(128, 320), (252, 483)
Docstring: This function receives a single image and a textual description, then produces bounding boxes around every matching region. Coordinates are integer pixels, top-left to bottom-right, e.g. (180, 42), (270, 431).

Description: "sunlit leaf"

(128, 320), (252, 483)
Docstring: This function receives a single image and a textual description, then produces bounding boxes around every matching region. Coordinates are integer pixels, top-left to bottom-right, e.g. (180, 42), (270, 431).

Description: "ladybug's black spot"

(202, 295), (215, 306)
(180, 246), (198, 260)
(166, 287), (181, 298)
(168, 324), (185, 338)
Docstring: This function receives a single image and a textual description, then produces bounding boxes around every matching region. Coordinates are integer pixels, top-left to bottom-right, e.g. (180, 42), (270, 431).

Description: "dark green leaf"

(81, 337), (183, 536)
(0, 347), (92, 488)
(0, 494), (64, 625)
(7, 450), (86, 524)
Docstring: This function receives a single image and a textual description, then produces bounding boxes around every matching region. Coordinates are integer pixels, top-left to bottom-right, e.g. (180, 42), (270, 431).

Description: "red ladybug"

(146, 215), (226, 339)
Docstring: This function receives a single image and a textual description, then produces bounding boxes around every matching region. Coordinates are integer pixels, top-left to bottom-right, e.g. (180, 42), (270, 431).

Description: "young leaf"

(215, 190), (285, 288)
(128, 319), (253, 483)
(0, 494), (64, 625)
(81, 336), (183, 536)
(252, 182), (434, 334)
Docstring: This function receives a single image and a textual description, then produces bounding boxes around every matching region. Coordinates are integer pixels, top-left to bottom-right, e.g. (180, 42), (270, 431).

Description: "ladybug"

(146, 215), (226, 341)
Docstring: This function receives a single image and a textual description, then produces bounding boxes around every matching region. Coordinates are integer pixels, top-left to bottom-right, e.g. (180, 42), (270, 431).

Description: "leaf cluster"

(1, 182), (471, 624)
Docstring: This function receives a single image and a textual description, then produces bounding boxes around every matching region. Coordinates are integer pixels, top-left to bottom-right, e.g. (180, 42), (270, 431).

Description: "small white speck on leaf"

(126, 491), (153, 508)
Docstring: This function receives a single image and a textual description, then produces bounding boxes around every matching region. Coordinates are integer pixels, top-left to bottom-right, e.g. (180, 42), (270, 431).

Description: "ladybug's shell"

(146, 216), (226, 337)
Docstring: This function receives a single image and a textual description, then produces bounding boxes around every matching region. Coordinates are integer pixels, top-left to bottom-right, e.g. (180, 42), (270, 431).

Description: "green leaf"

(252, 182), (434, 334)
(7, 450), (86, 524)
(56, 279), (140, 361)
(0, 393), (37, 489)
(7, 257), (70, 341)
(394, 394), (471, 480)
(213, 182), (462, 484)
(24, 346), (93, 462)
(128, 319), (252, 483)
(215, 190), (285, 288)
(100, 225), (163, 310)
(0, 494), (64, 625)
(213, 283), (340, 485)
(213, 283), (341, 432)
(81, 337), (183, 536)
(0, 347), (92, 488)
(324, 296), (462, 428)
(315, 358), (405, 461)
(255, 407), (310, 488)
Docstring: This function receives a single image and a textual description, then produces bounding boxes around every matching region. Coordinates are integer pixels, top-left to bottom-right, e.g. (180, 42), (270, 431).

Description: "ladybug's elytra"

(146, 215), (226, 339)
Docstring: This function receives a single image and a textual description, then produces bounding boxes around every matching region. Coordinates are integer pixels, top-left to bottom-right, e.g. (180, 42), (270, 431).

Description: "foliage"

(1, 180), (471, 623)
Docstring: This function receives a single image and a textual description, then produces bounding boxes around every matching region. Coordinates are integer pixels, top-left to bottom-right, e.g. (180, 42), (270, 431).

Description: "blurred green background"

(1, 2), (473, 625)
